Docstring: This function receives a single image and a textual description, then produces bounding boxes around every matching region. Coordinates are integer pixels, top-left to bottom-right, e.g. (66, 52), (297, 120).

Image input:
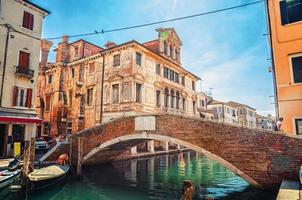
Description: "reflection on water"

(8, 151), (277, 200)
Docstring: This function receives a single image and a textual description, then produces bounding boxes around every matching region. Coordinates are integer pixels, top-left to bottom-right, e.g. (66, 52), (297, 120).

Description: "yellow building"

(0, 0), (49, 157)
(267, 0), (302, 134)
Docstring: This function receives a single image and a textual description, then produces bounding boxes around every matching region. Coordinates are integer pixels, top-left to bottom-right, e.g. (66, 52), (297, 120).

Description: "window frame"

(294, 118), (302, 135)
(22, 11), (34, 30)
(289, 53), (302, 85)
(113, 54), (121, 67)
(135, 52), (142, 66)
(86, 88), (93, 106)
(280, 0), (302, 25)
(48, 74), (53, 84)
(135, 83), (142, 103)
(112, 84), (119, 104)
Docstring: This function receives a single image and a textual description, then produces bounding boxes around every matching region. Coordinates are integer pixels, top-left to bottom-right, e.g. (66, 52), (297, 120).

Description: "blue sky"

(33, 0), (275, 115)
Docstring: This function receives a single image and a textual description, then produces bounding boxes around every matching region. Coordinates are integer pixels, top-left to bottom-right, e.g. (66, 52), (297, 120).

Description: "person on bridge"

(274, 117), (283, 132)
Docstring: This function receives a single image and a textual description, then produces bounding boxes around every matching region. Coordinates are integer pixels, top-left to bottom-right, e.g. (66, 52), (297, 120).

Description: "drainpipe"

(265, 0), (279, 120)
(0, 24), (12, 107)
(99, 53), (105, 123)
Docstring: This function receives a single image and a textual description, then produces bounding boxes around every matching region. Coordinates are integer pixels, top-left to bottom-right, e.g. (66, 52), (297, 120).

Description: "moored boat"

(0, 169), (21, 189)
(0, 159), (14, 170)
(28, 164), (70, 190)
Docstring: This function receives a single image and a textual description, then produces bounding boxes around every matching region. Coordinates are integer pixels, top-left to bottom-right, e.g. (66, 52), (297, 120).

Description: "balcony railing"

(16, 66), (34, 78)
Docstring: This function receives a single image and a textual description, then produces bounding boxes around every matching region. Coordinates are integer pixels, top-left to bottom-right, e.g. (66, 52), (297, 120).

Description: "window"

(112, 84), (119, 104)
(175, 73), (179, 83)
(227, 107), (230, 114)
(291, 55), (302, 83)
(87, 88), (93, 106)
(71, 68), (75, 78)
(182, 98), (186, 111)
(22, 11), (34, 30)
(136, 83), (142, 103)
(74, 46), (79, 57)
(164, 88), (169, 108)
(156, 90), (161, 107)
(192, 81), (195, 90)
(19, 51), (30, 68)
(295, 119), (302, 135)
(169, 70), (174, 81)
(48, 74), (53, 84)
(169, 45), (173, 58)
(89, 63), (95, 73)
(182, 76), (185, 86)
(176, 91), (180, 109)
(13, 87), (32, 108)
(113, 54), (120, 67)
(136, 52), (142, 66)
(201, 100), (205, 107)
(164, 67), (169, 78)
(45, 95), (51, 111)
(232, 109), (236, 117)
(170, 90), (175, 108)
(175, 49), (178, 61)
(164, 41), (167, 55)
(193, 101), (196, 114)
(156, 64), (161, 75)
(280, 0), (302, 25)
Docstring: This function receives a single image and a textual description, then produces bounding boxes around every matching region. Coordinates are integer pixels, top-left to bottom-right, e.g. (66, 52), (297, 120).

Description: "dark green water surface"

(2, 152), (277, 200)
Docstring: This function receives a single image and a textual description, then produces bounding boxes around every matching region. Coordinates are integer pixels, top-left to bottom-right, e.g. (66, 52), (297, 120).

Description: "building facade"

(0, 0), (49, 157)
(256, 114), (274, 130)
(197, 91), (215, 120)
(207, 100), (239, 125)
(267, 0), (302, 135)
(37, 28), (200, 136)
(227, 101), (257, 129)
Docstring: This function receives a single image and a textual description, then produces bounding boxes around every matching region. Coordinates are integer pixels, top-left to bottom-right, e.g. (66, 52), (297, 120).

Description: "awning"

(0, 116), (42, 124)
(0, 108), (42, 124)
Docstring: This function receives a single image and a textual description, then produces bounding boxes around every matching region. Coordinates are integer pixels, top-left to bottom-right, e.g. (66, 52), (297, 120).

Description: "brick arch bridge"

(66, 114), (302, 188)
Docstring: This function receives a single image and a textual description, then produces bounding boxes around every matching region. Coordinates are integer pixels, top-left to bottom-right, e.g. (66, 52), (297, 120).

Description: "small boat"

(0, 159), (14, 170)
(28, 164), (70, 190)
(0, 169), (21, 189)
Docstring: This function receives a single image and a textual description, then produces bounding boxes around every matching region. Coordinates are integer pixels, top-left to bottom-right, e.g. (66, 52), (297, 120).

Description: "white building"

(0, 0), (49, 157)
(207, 100), (239, 125)
(227, 101), (257, 129)
(256, 114), (275, 130)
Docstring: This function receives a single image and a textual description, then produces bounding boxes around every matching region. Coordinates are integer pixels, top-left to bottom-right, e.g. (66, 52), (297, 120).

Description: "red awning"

(0, 116), (42, 124)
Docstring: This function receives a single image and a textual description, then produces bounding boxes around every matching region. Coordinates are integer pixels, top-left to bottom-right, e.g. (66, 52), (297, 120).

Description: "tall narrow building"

(266, 0), (302, 134)
(0, 0), (50, 157)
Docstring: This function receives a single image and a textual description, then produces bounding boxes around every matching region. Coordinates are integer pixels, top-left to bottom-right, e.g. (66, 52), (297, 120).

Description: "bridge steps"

(276, 180), (301, 200)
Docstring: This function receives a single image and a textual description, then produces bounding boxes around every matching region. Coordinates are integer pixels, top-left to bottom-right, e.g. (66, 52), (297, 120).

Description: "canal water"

(2, 152), (277, 200)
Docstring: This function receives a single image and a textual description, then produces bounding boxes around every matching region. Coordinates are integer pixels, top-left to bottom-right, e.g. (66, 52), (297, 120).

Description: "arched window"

(176, 91), (180, 109)
(170, 90), (175, 108)
(164, 88), (169, 108)
(164, 41), (167, 55)
(170, 45), (173, 58)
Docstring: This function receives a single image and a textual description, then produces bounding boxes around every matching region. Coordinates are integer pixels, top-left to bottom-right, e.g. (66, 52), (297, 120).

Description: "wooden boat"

(0, 169), (21, 189)
(0, 159), (14, 170)
(28, 164), (70, 190)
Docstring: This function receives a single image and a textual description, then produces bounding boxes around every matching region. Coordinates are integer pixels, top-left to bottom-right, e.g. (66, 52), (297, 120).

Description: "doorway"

(0, 124), (8, 158)
(12, 124), (25, 153)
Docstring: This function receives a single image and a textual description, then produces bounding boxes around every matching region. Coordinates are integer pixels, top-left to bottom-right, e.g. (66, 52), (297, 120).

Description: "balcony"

(15, 66), (34, 78)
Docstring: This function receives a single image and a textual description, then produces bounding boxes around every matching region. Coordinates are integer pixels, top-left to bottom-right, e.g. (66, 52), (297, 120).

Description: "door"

(0, 124), (7, 158)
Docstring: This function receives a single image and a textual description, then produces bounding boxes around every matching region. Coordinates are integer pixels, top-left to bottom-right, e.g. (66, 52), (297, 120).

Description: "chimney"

(40, 39), (53, 66)
(104, 41), (117, 49)
(56, 35), (69, 62)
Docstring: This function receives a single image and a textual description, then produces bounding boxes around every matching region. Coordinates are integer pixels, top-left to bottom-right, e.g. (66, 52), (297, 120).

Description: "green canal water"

(2, 152), (277, 200)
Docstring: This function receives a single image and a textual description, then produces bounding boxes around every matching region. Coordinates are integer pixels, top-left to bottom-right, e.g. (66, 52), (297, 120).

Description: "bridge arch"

(61, 114), (302, 188)
(82, 133), (260, 186)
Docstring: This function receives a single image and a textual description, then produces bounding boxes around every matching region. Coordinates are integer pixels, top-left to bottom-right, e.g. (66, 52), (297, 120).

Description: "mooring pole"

(69, 136), (72, 166)
(77, 137), (83, 176)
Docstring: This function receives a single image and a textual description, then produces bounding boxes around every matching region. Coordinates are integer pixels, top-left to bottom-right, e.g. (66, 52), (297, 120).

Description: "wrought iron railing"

(16, 66), (34, 78)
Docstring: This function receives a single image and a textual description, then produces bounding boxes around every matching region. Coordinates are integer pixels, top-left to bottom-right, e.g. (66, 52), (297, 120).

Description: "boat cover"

(28, 165), (69, 182)
(0, 159), (14, 169)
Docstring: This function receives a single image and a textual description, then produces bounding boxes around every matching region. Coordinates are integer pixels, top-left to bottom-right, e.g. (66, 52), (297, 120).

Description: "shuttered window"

(45, 95), (51, 111)
(291, 55), (302, 83)
(19, 51), (30, 68)
(89, 63), (95, 73)
(12, 86), (31, 107)
(25, 88), (32, 108)
(22, 11), (34, 30)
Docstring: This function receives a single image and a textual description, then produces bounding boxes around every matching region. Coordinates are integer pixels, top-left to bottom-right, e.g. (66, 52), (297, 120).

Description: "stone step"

(276, 180), (301, 200)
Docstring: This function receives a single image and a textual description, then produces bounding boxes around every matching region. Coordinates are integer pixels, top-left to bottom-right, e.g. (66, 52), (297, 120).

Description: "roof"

(226, 101), (256, 110)
(54, 39), (104, 51)
(208, 100), (224, 105)
(23, 0), (51, 14)
(100, 40), (200, 80)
